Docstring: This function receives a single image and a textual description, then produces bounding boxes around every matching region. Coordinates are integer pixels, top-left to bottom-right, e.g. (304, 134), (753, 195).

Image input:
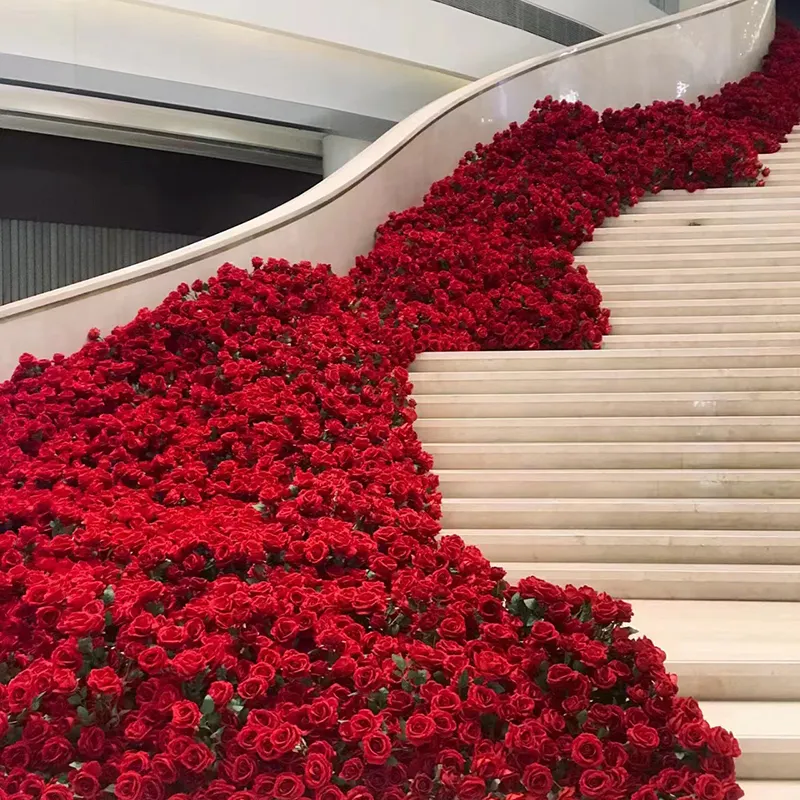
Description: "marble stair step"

(414, 390), (800, 418)
(602, 332), (800, 348)
(739, 783), (800, 799)
(611, 315), (800, 335)
(607, 208), (800, 226)
(600, 282), (800, 301)
(426, 442), (800, 469)
(447, 529), (800, 566)
(632, 600), (800, 701)
(441, 497), (800, 531)
(700, 702), (800, 779)
(435, 469), (800, 499)
(591, 265), (800, 284)
(412, 367), (800, 394)
(497, 562), (800, 601)
(580, 250), (800, 267)
(606, 297), (800, 317)
(585, 236), (800, 255)
(410, 348), (800, 372)
(415, 416), (800, 443)
(595, 222), (800, 239)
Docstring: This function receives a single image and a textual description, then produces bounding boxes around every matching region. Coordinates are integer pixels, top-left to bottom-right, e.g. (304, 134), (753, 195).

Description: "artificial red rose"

(273, 773), (305, 800)
(628, 723), (660, 750)
(171, 649), (206, 680)
(139, 776), (165, 800)
(271, 723), (302, 754)
(631, 789), (659, 800)
(71, 768), (101, 798)
(339, 758), (364, 783)
(179, 742), (214, 773)
(571, 733), (604, 768)
(238, 676), (269, 701)
(362, 732), (392, 765)
(137, 646), (169, 674)
(304, 753), (333, 788)
(694, 775), (725, 800)
(207, 680), (234, 708)
(41, 786), (73, 800)
(115, 772), (143, 800)
(706, 727), (741, 758)
(578, 770), (613, 800)
(678, 721), (709, 751)
(77, 726), (106, 759)
(317, 788), (346, 800)
(40, 736), (73, 768)
(457, 776), (486, 800)
(405, 713), (437, 746)
(522, 764), (553, 795)
(87, 666), (123, 697)
(171, 700), (202, 729)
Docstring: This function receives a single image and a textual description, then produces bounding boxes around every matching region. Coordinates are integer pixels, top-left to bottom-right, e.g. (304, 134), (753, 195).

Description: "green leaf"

(201, 695), (216, 715)
(77, 706), (92, 725)
(102, 586), (115, 606)
(391, 654), (406, 674)
(457, 669), (469, 696)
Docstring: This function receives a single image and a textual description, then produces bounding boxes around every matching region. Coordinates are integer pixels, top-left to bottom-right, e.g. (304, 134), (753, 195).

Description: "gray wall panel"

(0, 219), (197, 304)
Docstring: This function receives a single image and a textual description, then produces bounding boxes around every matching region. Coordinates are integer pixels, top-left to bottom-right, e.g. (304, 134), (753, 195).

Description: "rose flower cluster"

(2, 19), (800, 800)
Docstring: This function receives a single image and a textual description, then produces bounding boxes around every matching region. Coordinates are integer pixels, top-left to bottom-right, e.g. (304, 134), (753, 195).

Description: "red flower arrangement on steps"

(2, 20), (800, 800)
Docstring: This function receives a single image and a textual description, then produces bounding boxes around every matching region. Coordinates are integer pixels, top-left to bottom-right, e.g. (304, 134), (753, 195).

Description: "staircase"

(410, 130), (800, 797)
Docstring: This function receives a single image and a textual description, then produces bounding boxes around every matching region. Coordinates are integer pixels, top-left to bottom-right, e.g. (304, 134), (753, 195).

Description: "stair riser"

(442, 502), (800, 531)
(416, 395), (800, 418)
(675, 668), (800, 702)
(611, 319), (800, 334)
(602, 285), (800, 300)
(428, 447), (800, 470)
(416, 420), (800, 443)
(606, 300), (800, 317)
(607, 213), (800, 227)
(411, 350), (800, 372)
(451, 532), (800, 566)
(499, 567), (800, 602)
(582, 252), (800, 267)
(595, 225), (800, 240)
(725, 752), (800, 781)
(587, 239), (800, 254)
(594, 268), (800, 285)
(634, 200), (800, 214)
(644, 186), (800, 199)
(437, 475), (800, 500)
(603, 335), (800, 348)
(414, 373), (800, 395)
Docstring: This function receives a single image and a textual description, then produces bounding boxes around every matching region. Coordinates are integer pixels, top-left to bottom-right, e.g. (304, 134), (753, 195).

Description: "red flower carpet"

(2, 21), (800, 800)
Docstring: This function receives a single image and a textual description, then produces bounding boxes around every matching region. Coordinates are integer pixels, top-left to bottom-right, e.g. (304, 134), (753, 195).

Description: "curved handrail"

(0, 0), (774, 377)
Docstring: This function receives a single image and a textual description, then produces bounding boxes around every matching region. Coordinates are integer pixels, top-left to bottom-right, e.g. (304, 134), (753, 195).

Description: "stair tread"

(739, 784), (800, 800)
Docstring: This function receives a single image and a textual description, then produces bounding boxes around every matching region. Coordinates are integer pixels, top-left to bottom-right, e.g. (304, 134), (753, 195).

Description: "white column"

(322, 135), (372, 177)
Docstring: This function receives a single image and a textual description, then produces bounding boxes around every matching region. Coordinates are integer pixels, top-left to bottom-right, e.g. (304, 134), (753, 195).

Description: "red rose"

(304, 753), (333, 788)
(632, 789), (659, 800)
(115, 772), (143, 800)
(628, 723), (660, 751)
(362, 732), (392, 765)
(179, 742), (214, 773)
(87, 666), (123, 698)
(694, 775), (724, 800)
(138, 646), (169, 674)
(171, 649), (206, 680)
(207, 680), (234, 708)
(457, 776), (486, 800)
(41, 787), (73, 800)
(270, 723), (302, 755)
(71, 769), (101, 798)
(238, 676), (268, 701)
(339, 758), (364, 783)
(571, 733), (604, 768)
(522, 765), (553, 794)
(139, 776), (165, 800)
(77, 726), (106, 759)
(405, 713), (436, 746)
(438, 616), (466, 639)
(318, 788), (345, 800)
(171, 700), (201, 730)
(40, 736), (73, 768)
(578, 770), (613, 800)
(678, 721), (709, 751)
(707, 727), (741, 758)
(2, 741), (31, 769)
(273, 773), (305, 800)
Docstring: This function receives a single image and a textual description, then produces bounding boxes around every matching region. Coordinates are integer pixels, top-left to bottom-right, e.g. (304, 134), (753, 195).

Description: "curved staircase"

(411, 131), (800, 798)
